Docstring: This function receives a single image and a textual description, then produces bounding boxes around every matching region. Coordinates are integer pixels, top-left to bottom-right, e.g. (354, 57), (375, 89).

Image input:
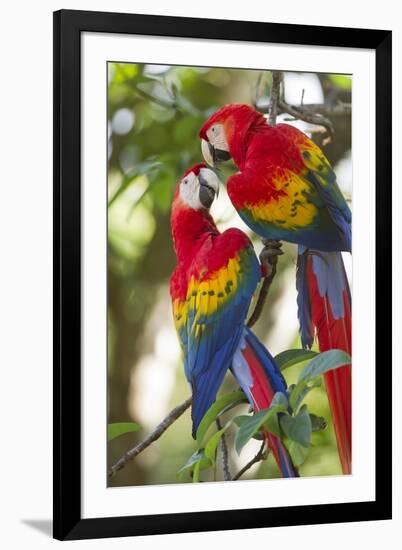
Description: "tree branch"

(283, 102), (351, 117)
(216, 417), (231, 481)
(108, 396), (192, 478)
(131, 84), (177, 110)
(232, 441), (268, 481)
(278, 100), (335, 139)
(260, 102), (351, 119)
(257, 70), (350, 140)
(247, 262), (277, 328)
(268, 71), (283, 126)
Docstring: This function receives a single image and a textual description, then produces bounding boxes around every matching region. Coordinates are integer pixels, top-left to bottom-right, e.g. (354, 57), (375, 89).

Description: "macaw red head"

(173, 163), (220, 211)
(199, 103), (265, 167)
(171, 163), (221, 259)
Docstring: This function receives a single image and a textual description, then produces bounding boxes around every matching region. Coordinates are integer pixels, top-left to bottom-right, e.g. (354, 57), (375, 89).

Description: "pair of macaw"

(170, 104), (352, 477)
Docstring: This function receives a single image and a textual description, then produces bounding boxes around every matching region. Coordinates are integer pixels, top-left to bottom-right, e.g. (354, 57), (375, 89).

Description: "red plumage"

(200, 104), (304, 172)
(171, 194), (250, 282)
(242, 343), (281, 467)
(200, 104), (352, 474)
(170, 165), (298, 477)
(306, 256), (352, 474)
(239, 339), (298, 477)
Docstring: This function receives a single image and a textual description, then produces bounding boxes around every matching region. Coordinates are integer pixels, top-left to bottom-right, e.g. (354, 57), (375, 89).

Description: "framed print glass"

(53, 9), (392, 540)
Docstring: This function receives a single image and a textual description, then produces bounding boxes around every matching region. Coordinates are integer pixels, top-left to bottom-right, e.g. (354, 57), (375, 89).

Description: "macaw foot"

(259, 239), (283, 278)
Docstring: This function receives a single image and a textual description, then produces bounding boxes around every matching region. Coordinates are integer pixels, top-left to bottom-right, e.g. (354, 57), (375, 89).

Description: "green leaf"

(233, 415), (251, 428)
(289, 378), (321, 412)
(310, 413), (328, 432)
(176, 449), (211, 481)
(274, 349), (318, 371)
(204, 428), (226, 463)
(270, 391), (289, 408)
(298, 349), (351, 383)
(234, 392), (288, 454)
(288, 440), (310, 466)
(279, 405), (312, 447)
(264, 410), (282, 437)
(196, 390), (245, 445)
(107, 422), (141, 441)
(233, 415), (264, 439)
(235, 410), (271, 455)
(193, 460), (201, 483)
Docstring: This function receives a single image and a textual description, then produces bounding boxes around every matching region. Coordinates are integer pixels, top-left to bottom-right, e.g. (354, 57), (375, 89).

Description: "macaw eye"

(211, 126), (216, 133)
(183, 178), (188, 185)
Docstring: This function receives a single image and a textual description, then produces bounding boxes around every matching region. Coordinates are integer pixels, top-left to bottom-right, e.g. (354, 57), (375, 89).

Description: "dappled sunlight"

(129, 286), (181, 429)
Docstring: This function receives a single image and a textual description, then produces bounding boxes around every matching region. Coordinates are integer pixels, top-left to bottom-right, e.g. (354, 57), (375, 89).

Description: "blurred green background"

(107, 62), (352, 486)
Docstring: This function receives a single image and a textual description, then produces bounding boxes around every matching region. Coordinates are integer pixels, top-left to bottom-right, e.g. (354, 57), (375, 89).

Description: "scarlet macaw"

(170, 163), (298, 477)
(200, 104), (352, 475)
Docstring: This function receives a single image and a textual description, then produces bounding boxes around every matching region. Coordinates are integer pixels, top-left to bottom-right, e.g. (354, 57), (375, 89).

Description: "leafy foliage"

(298, 349), (350, 382)
(234, 392), (288, 454)
(177, 422), (231, 482)
(274, 349), (318, 371)
(279, 405), (312, 447)
(176, 449), (211, 481)
(196, 390), (246, 445)
(178, 348), (351, 479)
(108, 422), (141, 441)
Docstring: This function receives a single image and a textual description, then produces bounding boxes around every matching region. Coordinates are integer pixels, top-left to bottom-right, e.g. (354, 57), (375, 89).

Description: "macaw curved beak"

(201, 139), (231, 167)
(198, 169), (219, 209)
(201, 139), (215, 167)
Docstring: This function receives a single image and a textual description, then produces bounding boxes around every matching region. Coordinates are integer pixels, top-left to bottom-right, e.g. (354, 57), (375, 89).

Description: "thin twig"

(260, 74), (351, 140)
(114, 63), (177, 110)
(131, 84), (177, 110)
(285, 102), (351, 117)
(232, 442), (267, 481)
(216, 418), (231, 481)
(260, 102), (351, 118)
(108, 396), (192, 478)
(268, 71), (283, 126)
(278, 100), (335, 139)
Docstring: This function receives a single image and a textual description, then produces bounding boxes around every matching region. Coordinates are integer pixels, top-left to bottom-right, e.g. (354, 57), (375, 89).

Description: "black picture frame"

(53, 9), (392, 541)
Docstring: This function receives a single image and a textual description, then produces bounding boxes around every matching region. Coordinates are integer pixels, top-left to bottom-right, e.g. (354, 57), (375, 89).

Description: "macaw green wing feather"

(282, 126), (351, 249)
(298, 139), (351, 224)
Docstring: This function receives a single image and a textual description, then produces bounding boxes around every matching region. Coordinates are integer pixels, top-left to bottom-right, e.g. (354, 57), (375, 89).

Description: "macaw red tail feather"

(297, 249), (352, 474)
(232, 328), (298, 478)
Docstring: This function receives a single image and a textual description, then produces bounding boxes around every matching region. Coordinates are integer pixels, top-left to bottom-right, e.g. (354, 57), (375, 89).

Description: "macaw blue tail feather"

(190, 327), (243, 438)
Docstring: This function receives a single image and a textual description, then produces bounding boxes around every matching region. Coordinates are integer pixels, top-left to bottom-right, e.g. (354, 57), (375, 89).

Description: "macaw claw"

(259, 240), (283, 278)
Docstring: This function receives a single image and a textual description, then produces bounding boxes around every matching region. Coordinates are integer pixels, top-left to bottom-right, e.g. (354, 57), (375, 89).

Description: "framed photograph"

(53, 9), (392, 541)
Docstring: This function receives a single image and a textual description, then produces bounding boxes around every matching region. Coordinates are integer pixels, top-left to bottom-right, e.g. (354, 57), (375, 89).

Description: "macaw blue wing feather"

(183, 238), (260, 436)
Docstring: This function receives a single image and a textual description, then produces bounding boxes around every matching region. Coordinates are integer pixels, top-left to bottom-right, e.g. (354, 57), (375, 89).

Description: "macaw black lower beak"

(199, 175), (216, 209)
(213, 147), (231, 163)
(201, 139), (231, 166)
